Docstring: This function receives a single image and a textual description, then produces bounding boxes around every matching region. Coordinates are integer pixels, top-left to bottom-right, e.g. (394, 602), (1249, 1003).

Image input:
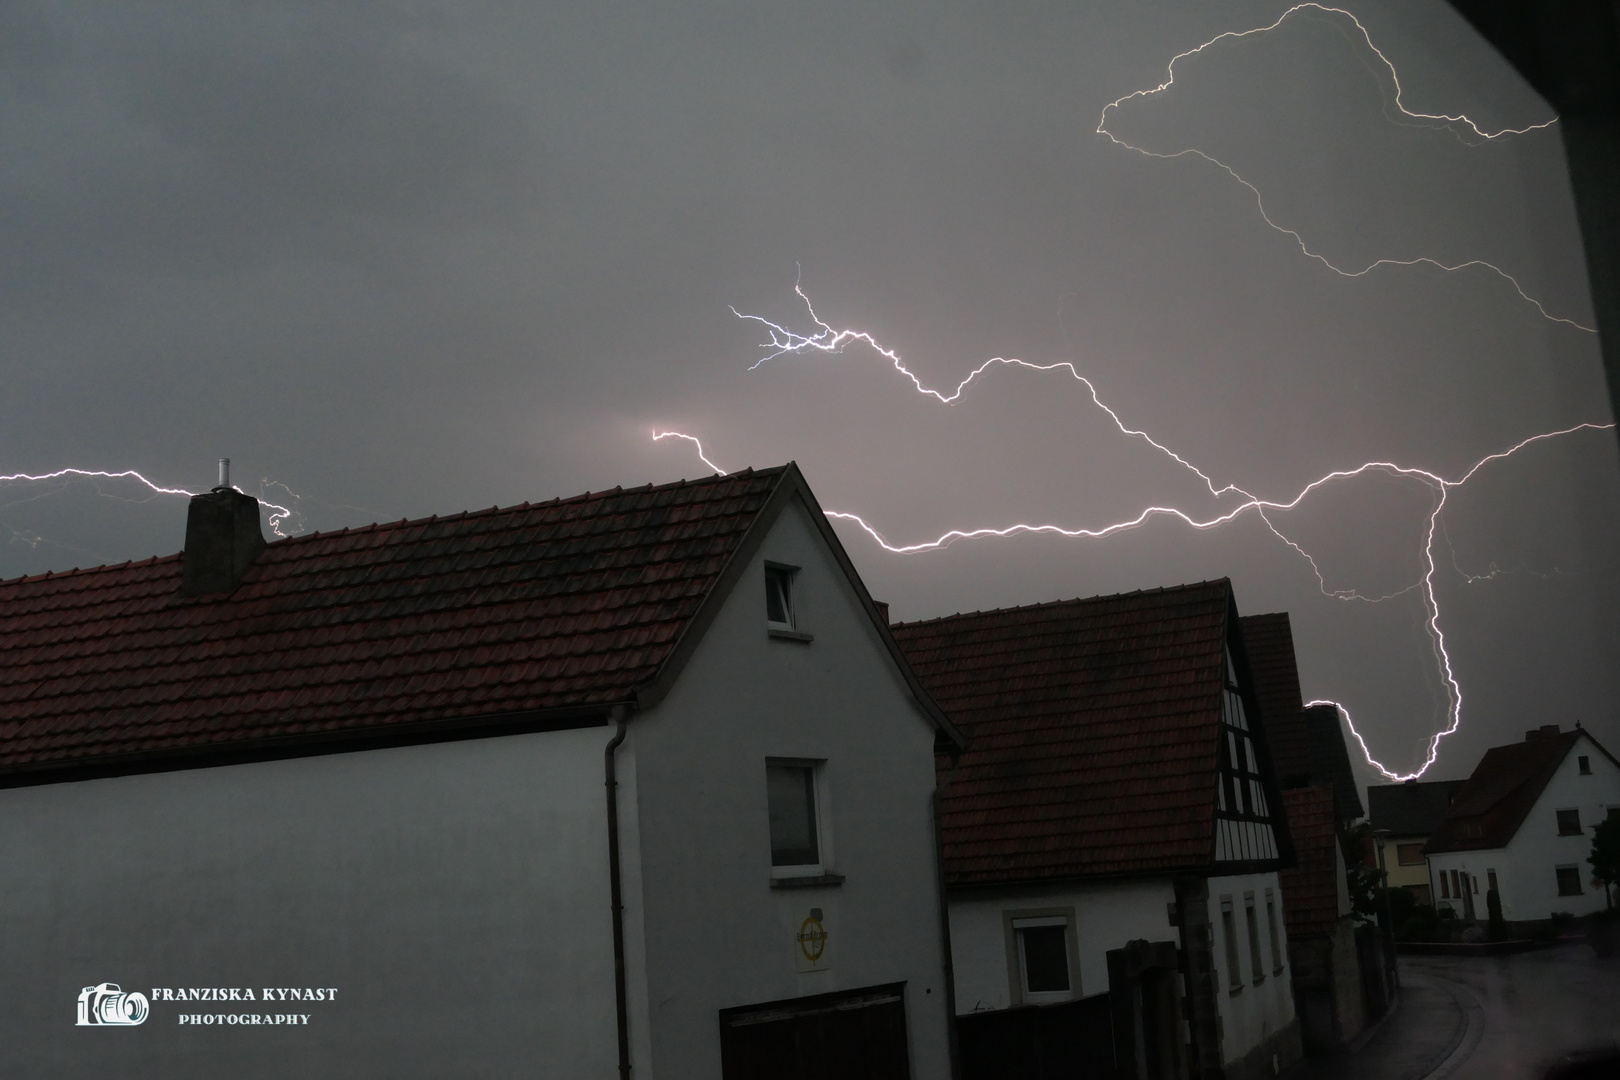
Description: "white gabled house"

(1425, 724), (1620, 924)
(0, 464), (963, 1079)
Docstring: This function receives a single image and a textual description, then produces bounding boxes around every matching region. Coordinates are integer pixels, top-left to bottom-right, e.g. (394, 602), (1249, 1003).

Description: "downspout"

(604, 706), (632, 1080)
(933, 751), (963, 1080)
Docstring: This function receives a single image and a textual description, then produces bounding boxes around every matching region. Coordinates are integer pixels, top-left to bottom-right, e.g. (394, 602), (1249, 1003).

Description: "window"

(1451, 869), (1461, 898)
(1397, 843), (1426, 866)
(1004, 909), (1078, 1004)
(1556, 865), (1584, 896)
(1556, 808), (1583, 836)
(765, 565), (795, 629)
(1265, 889), (1284, 974)
(1579, 755), (1591, 775)
(1244, 893), (1264, 984)
(1014, 918), (1071, 997)
(767, 763), (821, 869)
(1439, 870), (1450, 899)
(1487, 870), (1498, 894)
(1472, 874), (1479, 895)
(1220, 897), (1242, 993)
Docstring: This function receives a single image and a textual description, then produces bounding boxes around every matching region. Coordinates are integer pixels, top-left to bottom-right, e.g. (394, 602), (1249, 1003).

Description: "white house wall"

(1205, 870), (1295, 1070)
(946, 878), (1176, 1013)
(0, 726), (623, 1078)
(1430, 733), (1620, 921)
(625, 494), (953, 1079)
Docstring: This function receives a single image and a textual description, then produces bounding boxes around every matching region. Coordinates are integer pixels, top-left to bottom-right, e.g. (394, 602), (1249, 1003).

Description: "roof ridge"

(262, 466), (783, 551)
(891, 578), (1231, 628)
(0, 551), (182, 588)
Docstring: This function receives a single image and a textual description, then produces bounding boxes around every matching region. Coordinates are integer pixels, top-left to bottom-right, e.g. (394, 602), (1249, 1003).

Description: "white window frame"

(1265, 887), (1284, 975)
(766, 758), (833, 879)
(1003, 908), (1080, 1005)
(1220, 896), (1243, 994)
(765, 563), (796, 631)
(1244, 891), (1265, 985)
(1555, 807), (1583, 836)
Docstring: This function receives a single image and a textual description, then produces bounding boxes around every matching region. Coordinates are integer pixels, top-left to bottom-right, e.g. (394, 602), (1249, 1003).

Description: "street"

(1297, 943), (1620, 1080)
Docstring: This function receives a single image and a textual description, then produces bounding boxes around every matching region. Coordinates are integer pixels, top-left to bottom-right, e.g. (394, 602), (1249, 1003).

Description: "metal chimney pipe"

(217, 458), (230, 490)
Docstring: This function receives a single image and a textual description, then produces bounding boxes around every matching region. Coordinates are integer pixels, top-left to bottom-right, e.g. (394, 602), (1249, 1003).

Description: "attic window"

(1579, 756), (1591, 775)
(766, 566), (794, 627)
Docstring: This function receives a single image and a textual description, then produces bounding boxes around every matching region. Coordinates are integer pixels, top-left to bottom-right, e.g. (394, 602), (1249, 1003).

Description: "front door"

(719, 983), (910, 1080)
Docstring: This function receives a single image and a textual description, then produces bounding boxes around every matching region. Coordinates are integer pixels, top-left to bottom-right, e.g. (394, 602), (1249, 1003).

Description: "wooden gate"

(956, 993), (1117, 1080)
(719, 983), (910, 1080)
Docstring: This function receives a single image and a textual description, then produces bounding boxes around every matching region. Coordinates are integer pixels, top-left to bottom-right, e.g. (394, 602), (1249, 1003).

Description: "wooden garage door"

(719, 983), (910, 1080)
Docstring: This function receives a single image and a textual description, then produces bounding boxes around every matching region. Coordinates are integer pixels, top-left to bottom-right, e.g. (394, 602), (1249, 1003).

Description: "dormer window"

(766, 565), (794, 629)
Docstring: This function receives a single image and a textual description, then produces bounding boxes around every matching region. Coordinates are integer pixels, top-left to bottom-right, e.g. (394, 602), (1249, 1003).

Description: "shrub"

(1396, 903), (1441, 943)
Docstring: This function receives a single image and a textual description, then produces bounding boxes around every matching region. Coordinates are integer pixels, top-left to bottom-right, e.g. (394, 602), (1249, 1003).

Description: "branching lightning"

(0, 468), (298, 540)
(648, 9), (1609, 779)
(1096, 2), (1594, 332)
(667, 284), (1616, 781)
(652, 431), (727, 476)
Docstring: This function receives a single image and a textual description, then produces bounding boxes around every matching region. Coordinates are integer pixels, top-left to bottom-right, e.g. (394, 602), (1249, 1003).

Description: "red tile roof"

(1425, 726), (1615, 853)
(1240, 614), (1365, 822)
(893, 580), (1251, 886)
(0, 466), (818, 777)
(1279, 785), (1341, 937)
(1238, 613), (1312, 785)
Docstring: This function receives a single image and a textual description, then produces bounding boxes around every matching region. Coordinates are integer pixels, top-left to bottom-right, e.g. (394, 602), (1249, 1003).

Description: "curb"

(1417, 972), (1485, 1080)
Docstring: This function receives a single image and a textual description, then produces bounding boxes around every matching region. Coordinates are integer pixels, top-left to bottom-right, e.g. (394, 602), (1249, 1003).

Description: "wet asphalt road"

(1295, 942), (1620, 1080)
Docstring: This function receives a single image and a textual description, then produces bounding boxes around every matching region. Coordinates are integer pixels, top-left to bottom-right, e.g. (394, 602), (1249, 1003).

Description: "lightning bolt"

(1096, 2), (1593, 332)
(0, 468), (299, 539)
(669, 289), (1615, 781)
(652, 431), (727, 476)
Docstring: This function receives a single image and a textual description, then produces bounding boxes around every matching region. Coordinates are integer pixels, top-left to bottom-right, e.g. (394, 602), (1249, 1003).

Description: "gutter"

(604, 706), (633, 1080)
(933, 750), (963, 1080)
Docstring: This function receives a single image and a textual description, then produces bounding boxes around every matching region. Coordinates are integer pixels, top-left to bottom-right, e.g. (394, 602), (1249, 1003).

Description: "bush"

(1385, 886), (1419, 929)
(1587, 909), (1620, 958)
(1486, 889), (1507, 942)
(1396, 903), (1442, 943)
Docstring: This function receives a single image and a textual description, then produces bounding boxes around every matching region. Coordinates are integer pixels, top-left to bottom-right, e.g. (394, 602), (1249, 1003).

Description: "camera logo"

(76, 983), (149, 1026)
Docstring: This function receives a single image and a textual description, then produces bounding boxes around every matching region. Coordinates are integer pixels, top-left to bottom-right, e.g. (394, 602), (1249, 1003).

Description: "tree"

(1590, 813), (1620, 910)
(1341, 822), (1383, 922)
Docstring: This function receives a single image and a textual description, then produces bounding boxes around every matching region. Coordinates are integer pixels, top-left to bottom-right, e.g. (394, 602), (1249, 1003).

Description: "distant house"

(1238, 613), (1391, 1054)
(892, 581), (1302, 1080)
(0, 465), (962, 1079)
(1365, 780), (1465, 906)
(1425, 725), (1620, 925)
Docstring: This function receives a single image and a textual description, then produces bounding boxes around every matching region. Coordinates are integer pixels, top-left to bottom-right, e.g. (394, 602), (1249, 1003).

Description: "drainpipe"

(933, 752), (962, 1080)
(604, 706), (632, 1080)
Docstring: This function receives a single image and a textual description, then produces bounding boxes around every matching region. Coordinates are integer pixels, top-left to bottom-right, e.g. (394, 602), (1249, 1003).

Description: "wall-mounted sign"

(795, 908), (831, 973)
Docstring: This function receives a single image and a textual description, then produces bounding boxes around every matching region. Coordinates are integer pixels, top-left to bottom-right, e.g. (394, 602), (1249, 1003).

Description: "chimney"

(1525, 724), (1562, 742)
(874, 600), (891, 625)
(181, 460), (266, 595)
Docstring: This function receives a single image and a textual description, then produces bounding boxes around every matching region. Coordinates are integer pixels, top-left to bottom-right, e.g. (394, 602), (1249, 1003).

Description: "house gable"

(1426, 727), (1618, 854)
(613, 491), (955, 1077)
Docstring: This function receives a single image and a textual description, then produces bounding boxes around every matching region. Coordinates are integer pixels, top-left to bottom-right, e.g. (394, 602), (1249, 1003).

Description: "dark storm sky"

(3, 0), (1616, 790)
